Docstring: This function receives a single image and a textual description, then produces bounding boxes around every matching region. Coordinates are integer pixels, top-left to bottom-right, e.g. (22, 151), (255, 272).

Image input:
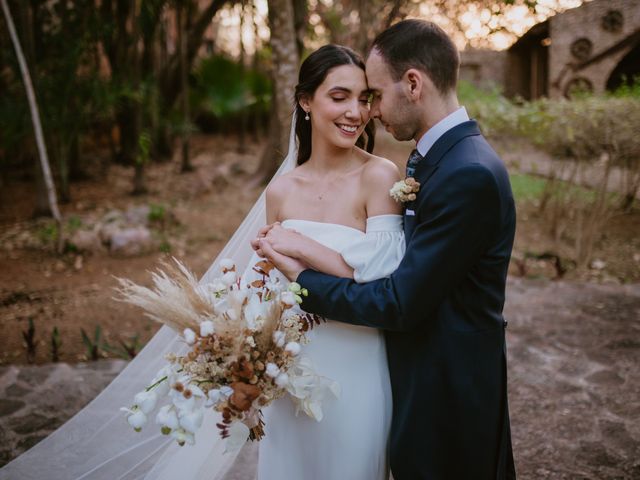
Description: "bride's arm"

(264, 177), (354, 278)
(264, 225), (355, 279)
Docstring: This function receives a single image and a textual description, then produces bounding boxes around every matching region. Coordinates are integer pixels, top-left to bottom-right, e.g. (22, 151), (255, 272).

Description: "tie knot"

(406, 149), (422, 177)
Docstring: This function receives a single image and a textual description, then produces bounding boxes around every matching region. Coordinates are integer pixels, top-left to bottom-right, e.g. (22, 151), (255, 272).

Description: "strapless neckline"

(281, 218), (365, 235)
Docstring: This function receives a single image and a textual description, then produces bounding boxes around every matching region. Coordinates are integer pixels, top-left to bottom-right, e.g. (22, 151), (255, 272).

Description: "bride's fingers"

(258, 222), (279, 237)
(250, 237), (260, 250)
(260, 238), (285, 261)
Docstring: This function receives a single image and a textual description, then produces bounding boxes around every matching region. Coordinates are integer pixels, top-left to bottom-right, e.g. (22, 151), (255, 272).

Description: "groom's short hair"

(371, 19), (459, 95)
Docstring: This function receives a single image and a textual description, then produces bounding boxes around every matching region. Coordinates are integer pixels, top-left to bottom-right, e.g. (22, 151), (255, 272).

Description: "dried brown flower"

(229, 382), (261, 411)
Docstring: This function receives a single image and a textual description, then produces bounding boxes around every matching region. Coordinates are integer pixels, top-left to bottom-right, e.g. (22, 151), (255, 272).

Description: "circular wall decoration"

(564, 77), (594, 97)
(570, 38), (593, 61)
(602, 10), (623, 33)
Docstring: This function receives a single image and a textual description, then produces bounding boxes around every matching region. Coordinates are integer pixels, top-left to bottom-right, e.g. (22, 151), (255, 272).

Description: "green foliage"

(81, 325), (103, 361)
(136, 130), (152, 166)
(509, 173), (547, 202)
(608, 76), (640, 99)
(464, 80), (640, 267)
(148, 203), (166, 222)
(22, 317), (37, 363)
(67, 216), (83, 232)
(457, 80), (519, 138)
(37, 223), (59, 244)
(103, 334), (142, 359)
(191, 54), (271, 123)
(0, 1), (116, 194)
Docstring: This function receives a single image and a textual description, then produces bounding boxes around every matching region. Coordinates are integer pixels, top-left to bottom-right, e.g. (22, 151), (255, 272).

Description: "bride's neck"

(306, 135), (356, 174)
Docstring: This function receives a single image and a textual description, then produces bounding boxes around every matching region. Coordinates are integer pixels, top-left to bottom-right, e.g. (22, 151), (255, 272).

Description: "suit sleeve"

(297, 164), (501, 332)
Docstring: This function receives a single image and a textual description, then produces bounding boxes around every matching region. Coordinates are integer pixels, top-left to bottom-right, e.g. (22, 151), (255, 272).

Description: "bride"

(0, 44), (405, 480)
(250, 44), (404, 479)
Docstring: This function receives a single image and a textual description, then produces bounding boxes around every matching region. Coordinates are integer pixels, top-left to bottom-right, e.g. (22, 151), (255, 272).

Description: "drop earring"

(304, 111), (310, 121)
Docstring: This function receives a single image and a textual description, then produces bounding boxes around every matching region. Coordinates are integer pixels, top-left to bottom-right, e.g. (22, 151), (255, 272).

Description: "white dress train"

(255, 215), (405, 480)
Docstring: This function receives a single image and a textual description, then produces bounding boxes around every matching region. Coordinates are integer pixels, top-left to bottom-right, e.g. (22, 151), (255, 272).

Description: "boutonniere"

(389, 177), (421, 203)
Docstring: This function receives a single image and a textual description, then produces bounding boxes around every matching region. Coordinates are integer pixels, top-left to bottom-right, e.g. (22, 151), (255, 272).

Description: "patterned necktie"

(406, 149), (422, 178)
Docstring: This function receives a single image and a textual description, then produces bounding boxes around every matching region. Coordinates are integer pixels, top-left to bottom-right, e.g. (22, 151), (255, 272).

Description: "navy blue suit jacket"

(297, 121), (517, 480)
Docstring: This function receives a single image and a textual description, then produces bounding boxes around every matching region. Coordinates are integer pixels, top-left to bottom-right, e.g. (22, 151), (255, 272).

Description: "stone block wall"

(548, 0), (640, 97)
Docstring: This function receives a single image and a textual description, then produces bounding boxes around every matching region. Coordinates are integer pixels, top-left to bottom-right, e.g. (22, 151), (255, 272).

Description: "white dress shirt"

(416, 107), (470, 157)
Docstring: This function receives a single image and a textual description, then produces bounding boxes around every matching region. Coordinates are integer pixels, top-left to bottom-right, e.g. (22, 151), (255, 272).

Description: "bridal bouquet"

(116, 258), (338, 449)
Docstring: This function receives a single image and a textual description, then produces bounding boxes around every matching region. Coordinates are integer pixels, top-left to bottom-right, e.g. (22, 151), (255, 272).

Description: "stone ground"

(1, 278), (639, 479)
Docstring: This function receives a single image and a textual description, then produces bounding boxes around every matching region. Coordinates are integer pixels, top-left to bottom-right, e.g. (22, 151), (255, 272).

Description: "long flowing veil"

(0, 114), (299, 480)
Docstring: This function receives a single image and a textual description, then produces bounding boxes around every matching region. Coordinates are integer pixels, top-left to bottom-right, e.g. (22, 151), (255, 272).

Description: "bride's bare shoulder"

(356, 149), (401, 185)
(265, 168), (304, 205)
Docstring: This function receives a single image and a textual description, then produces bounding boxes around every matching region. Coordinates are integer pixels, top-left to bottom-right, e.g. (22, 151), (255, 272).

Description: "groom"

(260, 19), (516, 480)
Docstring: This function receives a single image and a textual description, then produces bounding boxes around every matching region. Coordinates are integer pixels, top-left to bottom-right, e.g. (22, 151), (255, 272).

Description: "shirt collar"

(416, 107), (469, 157)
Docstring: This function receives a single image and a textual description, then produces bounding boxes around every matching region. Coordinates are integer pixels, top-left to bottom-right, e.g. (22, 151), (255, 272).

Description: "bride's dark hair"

(294, 44), (375, 165)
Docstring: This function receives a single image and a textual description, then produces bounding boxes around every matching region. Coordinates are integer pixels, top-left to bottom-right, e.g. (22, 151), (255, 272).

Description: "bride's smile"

(298, 64), (371, 151)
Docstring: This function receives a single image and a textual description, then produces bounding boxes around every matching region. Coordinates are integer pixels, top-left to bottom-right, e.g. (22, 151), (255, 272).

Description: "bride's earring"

(305, 111), (310, 121)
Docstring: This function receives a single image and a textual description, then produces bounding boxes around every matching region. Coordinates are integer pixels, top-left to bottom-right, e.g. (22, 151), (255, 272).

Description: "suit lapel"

(414, 120), (482, 183)
(404, 121), (482, 241)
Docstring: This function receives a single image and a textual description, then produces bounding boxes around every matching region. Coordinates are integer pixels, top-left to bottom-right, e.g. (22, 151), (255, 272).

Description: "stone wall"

(459, 49), (508, 90)
(548, 0), (640, 97)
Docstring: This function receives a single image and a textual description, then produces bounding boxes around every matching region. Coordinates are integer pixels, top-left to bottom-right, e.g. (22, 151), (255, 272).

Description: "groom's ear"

(403, 68), (424, 102)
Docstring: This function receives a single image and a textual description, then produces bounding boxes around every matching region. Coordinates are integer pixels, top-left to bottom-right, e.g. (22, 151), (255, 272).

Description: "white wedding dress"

(0, 118), (406, 480)
(255, 215), (405, 480)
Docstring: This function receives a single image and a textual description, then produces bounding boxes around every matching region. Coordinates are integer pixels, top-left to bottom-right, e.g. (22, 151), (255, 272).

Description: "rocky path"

(1, 278), (639, 479)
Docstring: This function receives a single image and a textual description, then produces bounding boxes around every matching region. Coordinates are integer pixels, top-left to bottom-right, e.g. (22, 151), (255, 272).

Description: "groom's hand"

(259, 238), (307, 281)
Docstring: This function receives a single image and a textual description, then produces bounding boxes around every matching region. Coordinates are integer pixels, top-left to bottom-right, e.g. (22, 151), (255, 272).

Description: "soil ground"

(0, 130), (638, 478)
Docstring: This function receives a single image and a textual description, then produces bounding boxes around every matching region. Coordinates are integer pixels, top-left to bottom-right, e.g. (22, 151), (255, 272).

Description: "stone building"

(506, 0), (640, 99)
(459, 49), (507, 90)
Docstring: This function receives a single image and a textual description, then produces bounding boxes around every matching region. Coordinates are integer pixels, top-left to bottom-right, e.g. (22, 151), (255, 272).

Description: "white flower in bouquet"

(116, 257), (332, 448)
(169, 379), (205, 414)
(171, 428), (195, 447)
(221, 270), (237, 287)
(183, 328), (196, 345)
(285, 342), (301, 356)
(199, 320), (215, 337)
(280, 291), (298, 307)
(244, 292), (268, 331)
(285, 357), (341, 422)
(179, 408), (204, 434)
(272, 330), (286, 347)
(156, 405), (180, 432)
(120, 406), (148, 431)
(275, 372), (289, 388)
(265, 363), (280, 378)
(133, 390), (158, 414)
(219, 258), (235, 272)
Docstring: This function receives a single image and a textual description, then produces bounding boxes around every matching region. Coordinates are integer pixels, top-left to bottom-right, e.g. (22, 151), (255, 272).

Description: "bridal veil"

(0, 115), (299, 480)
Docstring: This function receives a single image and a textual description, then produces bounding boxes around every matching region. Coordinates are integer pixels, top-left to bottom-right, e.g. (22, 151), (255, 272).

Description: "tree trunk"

(178, 1), (193, 172)
(249, 0), (299, 187)
(131, 0), (147, 195)
(1, 0), (62, 227)
(237, 0), (247, 154)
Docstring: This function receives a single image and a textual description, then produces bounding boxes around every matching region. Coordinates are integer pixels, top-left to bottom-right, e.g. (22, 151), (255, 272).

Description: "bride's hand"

(251, 222), (281, 256)
(264, 224), (305, 258)
(258, 238), (307, 281)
